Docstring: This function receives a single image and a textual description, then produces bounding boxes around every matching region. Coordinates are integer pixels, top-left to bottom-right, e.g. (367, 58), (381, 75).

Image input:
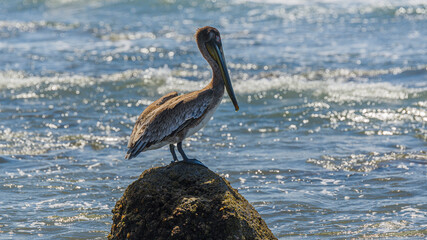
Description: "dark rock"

(108, 162), (277, 240)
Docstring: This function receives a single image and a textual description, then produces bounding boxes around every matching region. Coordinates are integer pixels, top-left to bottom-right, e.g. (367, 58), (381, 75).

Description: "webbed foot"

(182, 158), (207, 167)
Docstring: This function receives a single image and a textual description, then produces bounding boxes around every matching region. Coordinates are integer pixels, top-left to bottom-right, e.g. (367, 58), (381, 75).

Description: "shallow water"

(0, 0), (426, 239)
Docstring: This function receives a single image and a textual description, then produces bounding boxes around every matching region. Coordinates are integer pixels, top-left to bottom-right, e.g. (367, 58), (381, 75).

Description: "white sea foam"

(307, 152), (427, 172)
(0, 127), (127, 155)
(401, 206), (427, 219)
(0, 20), (80, 32)
(237, 0), (427, 6)
(2, 65), (425, 102)
(233, 67), (426, 103)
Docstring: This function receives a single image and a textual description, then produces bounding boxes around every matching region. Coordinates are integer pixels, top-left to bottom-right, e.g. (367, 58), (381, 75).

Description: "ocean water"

(0, 0), (426, 239)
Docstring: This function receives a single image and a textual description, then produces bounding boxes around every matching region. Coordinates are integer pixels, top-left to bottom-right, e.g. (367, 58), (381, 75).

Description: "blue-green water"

(0, 0), (426, 239)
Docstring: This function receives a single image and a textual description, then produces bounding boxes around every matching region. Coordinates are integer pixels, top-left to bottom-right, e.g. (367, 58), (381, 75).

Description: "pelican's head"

(196, 26), (239, 111)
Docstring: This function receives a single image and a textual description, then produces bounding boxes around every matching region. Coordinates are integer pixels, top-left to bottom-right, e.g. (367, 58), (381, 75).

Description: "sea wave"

(307, 151), (427, 172)
(1, 65), (426, 101)
(238, 0), (427, 7)
(0, 127), (126, 155)
(0, 20), (80, 33)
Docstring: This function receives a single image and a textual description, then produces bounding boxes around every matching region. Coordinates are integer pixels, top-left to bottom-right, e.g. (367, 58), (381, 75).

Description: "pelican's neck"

(205, 63), (225, 97)
(196, 37), (225, 96)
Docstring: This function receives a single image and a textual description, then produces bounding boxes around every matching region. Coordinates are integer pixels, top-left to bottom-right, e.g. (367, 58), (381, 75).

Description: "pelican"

(125, 26), (239, 166)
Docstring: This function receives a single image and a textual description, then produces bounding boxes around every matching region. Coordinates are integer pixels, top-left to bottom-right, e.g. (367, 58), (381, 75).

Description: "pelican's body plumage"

(125, 26), (239, 165)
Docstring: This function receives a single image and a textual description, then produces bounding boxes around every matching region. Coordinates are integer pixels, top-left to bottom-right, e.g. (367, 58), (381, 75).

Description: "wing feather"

(127, 91), (178, 148)
(142, 90), (213, 144)
(126, 89), (213, 158)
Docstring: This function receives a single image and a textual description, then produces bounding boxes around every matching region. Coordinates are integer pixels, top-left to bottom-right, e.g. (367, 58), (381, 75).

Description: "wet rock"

(108, 161), (277, 240)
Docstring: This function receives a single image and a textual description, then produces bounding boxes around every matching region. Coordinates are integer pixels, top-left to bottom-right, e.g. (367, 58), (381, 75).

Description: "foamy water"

(0, 0), (426, 239)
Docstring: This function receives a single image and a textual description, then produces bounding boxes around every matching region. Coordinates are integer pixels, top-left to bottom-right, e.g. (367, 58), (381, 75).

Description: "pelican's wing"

(151, 91), (179, 106)
(127, 91), (178, 149)
(143, 90), (214, 144)
(136, 91), (178, 121)
(126, 89), (213, 159)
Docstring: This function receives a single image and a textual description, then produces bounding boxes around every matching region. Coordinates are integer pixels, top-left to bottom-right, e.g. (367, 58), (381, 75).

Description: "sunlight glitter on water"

(1, 0), (427, 239)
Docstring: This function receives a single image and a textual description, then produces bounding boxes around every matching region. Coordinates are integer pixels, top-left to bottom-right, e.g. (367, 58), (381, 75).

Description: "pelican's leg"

(169, 144), (178, 162)
(177, 142), (206, 167)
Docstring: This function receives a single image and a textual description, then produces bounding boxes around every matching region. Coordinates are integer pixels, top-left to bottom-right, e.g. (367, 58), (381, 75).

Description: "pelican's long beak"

(206, 40), (239, 111)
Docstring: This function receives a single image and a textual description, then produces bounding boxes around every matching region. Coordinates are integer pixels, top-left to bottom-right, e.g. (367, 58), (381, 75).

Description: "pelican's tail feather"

(125, 139), (147, 160)
(124, 152), (133, 160)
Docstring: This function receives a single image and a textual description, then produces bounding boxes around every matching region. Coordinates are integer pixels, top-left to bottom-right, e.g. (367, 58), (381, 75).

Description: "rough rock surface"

(108, 161), (277, 240)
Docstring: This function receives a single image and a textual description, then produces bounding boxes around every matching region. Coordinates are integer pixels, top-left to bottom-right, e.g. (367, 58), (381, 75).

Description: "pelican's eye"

(216, 35), (221, 43)
(208, 32), (215, 41)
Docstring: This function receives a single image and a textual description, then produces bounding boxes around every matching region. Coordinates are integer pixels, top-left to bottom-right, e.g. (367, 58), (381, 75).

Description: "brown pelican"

(125, 26), (239, 166)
